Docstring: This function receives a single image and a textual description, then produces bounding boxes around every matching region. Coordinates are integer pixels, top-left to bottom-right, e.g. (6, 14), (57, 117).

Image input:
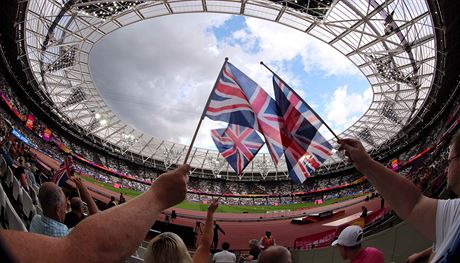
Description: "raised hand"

(338, 138), (372, 170)
(70, 176), (84, 187)
(151, 164), (190, 211)
(208, 198), (220, 215)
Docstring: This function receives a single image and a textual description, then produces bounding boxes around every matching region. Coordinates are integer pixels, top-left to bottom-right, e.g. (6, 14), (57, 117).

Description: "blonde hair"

(144, 232), (193, 263)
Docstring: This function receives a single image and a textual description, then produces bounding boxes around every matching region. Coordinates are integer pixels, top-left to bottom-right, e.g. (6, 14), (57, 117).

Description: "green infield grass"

(78, 174), (362, 213)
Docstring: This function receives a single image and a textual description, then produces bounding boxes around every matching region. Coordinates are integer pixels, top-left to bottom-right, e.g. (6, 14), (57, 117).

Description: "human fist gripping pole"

(0, 164), (192, 263)
(337, 138), (373, 171)
(151, 164), (190, 211)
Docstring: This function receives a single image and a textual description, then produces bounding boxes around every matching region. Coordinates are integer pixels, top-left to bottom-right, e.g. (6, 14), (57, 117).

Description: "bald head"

(38, 182), (67, 221)
(258, 246), (291, 263)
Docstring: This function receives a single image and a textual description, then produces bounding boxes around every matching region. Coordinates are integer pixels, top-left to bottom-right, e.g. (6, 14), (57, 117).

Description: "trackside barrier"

(291, 222), (431, 263)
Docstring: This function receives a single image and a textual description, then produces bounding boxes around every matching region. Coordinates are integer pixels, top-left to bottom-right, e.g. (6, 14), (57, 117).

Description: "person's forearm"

(356, 158), (436, 239)
(201, 212), (214, 248)
(1, 187), (163, 263)
(3, 164), (188, 263)
(193, 212), (214, 263)
(77, 182), (99, 215)
(67, 187), (163, 263)
(356, 159), (422, 219)
(417, 247), (432, 259)
(407, 247), (432, 263)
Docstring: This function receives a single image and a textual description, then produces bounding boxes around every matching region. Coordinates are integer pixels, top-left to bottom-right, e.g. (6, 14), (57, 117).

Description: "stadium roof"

(18, 0), (441, 179)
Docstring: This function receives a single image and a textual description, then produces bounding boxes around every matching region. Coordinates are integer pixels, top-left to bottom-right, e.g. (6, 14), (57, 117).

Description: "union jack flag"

(52, 156), (75, 187)
(211, 124), (264, 175)
(205, 62), (284, 165)
(205, 62), (257, 130)
(273, 76), (322, 130)
(273, 76), (332, 183)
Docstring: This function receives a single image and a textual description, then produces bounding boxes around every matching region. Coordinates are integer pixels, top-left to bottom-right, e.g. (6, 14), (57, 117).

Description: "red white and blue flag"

(205, 62), (284, 165)
(274, 76), (322, 130)
(53, 156), (75, 187)
(211, 124), (264, 175)
(273, 76), (332, 183)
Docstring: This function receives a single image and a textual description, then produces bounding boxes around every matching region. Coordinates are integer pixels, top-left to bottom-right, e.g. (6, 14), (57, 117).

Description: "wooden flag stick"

(260, 61), (340, 141)
(183, 58), (229, 164)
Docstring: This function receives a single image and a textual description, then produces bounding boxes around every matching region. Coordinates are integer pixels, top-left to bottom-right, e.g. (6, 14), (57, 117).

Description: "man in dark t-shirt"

(64, 197), (86, 229)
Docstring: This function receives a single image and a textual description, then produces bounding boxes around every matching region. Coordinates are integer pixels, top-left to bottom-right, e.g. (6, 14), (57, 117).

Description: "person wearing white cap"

(332, 225), (384, 263)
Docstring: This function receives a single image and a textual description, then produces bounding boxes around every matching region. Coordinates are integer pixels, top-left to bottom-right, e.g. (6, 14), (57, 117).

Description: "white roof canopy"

(22, 0), (438, 179)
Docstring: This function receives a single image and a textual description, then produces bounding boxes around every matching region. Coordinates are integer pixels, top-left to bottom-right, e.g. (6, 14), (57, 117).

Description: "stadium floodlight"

(60, 87), (87, 108)
(162, 146), (182, 169)
(73, 0), (144, 19)
(356, 128), (377, 148)
(121, 133), (138, 147)
(208, 156), (226, 178)
(99, 119), (108, 126)
(87, 112), (108, 132)
(267, 0), (334, 19)
(255, 158), (273, 180)
(380, 100), (403, 125)
(368, 54), (420, 88)
(47, 45), (77, 72)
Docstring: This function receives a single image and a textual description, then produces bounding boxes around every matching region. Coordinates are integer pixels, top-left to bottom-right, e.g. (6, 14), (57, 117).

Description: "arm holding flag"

(71, 176), (99, 215)
(339, 138), (437, 241)
(1, 164), (190, 263)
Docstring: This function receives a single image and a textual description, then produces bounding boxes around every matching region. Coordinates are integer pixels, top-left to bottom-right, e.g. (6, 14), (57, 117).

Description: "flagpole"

(260, 61), (340, 141)
(183, 57), (229, 165)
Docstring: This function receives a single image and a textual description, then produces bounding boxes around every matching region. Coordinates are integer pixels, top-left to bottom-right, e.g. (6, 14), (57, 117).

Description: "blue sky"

(91, 13), (371, 149)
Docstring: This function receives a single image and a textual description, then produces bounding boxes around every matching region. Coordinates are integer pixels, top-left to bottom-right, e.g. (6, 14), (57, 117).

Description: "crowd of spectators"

(0, 72), (458, 209)
(0, 86), (372, 206)
(0, 95), (449, 208)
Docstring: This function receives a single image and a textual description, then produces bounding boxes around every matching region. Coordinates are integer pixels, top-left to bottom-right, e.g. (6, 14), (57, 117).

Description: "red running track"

(170, 198), (384, 250)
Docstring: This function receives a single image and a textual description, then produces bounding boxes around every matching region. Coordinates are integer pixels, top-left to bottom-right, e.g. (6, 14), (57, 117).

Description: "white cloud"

(325, 85), (373, 133)
(242, 18), (360, 77)
(91, 14), (367, 150)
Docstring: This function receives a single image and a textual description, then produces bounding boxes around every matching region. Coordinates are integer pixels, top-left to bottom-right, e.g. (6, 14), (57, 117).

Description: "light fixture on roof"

(208, 156), (226, 177)
(255, 158), (272, 179)
(99, 119), (108, 126)
(356, 128), (377, 147)
(162, 146), (182, 169)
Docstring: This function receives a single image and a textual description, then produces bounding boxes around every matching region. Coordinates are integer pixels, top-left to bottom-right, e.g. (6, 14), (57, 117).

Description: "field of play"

(79, 175), (360, 213)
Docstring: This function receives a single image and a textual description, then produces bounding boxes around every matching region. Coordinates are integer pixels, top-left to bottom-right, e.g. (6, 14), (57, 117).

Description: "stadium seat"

(0, 156), (6, 177)
(5, 166), (13, 188)
(22, 189), (36, 222)
(31, 183), (39, 194)
(11, 176), (23, 204)
(35, 204), (43, 215)
(135, 246), (146, 258)
(5, 194), (27, 231)
(0, 183), (6, 222)
(141, 241), (149, 248)
(29, 185), (37, 200)
(125, 255), (144, 263)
